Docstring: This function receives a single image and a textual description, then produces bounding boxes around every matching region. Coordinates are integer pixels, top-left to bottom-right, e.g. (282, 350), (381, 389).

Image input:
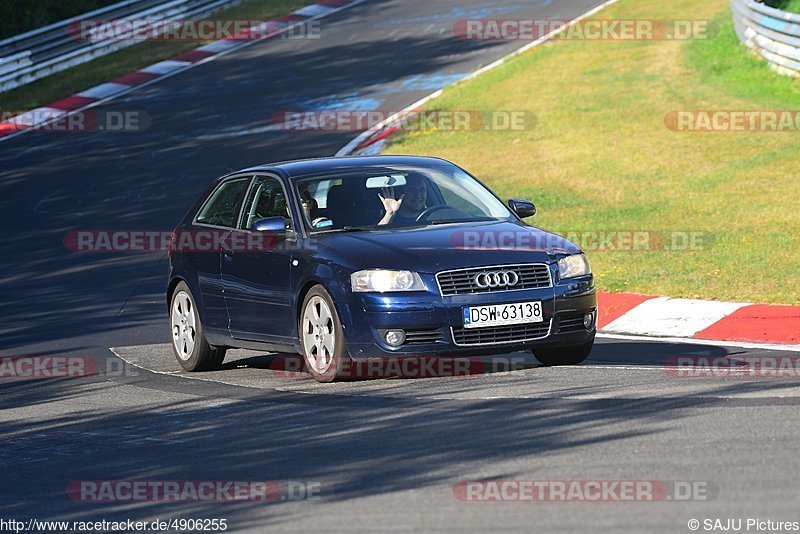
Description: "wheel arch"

(167, 276), (206, 322)
(167, 276), (188, 310)
(296, 279), (323, 332)
(295, 275), (352, 338)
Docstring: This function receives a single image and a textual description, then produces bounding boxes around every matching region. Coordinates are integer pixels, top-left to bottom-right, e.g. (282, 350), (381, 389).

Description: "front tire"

(170, 282), (226, 371)
(533, 339), (594, 366)
(299, 285), (349, 382)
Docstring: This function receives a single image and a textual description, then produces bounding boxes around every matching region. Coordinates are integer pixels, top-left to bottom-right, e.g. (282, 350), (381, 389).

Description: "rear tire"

(170, 282), (226, 371)
(533, 339), (594, 366)
(299, 285), (349, 382)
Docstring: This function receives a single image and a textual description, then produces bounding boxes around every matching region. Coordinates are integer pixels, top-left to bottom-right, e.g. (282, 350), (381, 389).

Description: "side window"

(196, 177), (251, 227)
(241, 175), (292, 230)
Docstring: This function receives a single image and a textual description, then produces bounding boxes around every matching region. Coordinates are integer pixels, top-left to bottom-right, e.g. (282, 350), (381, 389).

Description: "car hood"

(311, 220), (581, 273)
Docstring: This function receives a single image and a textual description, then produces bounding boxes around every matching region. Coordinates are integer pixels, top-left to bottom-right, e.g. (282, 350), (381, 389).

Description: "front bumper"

(341, 271), (596, 360)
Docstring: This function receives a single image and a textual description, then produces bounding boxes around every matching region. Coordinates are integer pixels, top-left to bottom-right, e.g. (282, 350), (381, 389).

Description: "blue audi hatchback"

(168, 156), (597, 381)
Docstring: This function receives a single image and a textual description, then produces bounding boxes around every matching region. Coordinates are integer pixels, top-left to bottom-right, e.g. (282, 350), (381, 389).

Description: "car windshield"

(295, 162), (515, 232)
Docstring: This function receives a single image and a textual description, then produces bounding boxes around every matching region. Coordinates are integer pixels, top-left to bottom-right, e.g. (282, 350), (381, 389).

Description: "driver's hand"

(378, 187), (404, 215)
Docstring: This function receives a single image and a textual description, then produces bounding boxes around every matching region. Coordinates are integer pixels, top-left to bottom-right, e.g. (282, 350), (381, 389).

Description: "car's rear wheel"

(170, 282), (226, 371)
(533, 339), (594, 366)
(300, 285), (349, 382)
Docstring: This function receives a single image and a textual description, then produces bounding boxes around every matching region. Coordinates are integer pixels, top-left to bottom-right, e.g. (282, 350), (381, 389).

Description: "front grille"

(403, 329), (444, 344)
(436, 264), (551, 296)
(558, 313), (587, 333)
(451, 320), (551, 346)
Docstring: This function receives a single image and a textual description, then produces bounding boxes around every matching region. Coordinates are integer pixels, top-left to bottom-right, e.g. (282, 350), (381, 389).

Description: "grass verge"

(775, 0), (800, 14)
(385, 0), (800, 304)
(0, 0), (311, 112)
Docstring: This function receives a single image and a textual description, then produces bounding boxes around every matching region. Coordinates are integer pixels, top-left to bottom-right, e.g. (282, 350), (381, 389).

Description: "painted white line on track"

(0, 0), (372, 144)
(110, 344), (797, 402)
(336, 90), (444, 155)
(596, 332), (800, 353)
(111, 342), (800, 405)
(337, 0), (622, 156)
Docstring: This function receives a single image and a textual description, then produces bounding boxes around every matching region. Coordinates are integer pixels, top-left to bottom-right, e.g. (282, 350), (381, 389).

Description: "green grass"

(686, 17), (800, 103)
(0, 0), (311, 112)
(777, 0), (800, 14)
(385, 0), (800, 304)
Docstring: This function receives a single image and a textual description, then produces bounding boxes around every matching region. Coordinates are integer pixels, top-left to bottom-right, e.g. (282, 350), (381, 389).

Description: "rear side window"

(195, 177), (251, 227)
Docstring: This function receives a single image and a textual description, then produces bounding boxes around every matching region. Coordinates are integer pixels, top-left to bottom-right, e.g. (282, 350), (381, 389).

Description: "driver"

(299, 183), (332, 229)
(377, 173), (428, 226)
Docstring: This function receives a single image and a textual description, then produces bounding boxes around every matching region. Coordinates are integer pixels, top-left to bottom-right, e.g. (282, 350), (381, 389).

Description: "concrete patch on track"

(111, 342), (800, 401)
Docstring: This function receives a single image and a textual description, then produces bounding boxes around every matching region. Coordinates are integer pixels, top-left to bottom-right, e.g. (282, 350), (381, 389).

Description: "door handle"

(221, 229), (238, 260)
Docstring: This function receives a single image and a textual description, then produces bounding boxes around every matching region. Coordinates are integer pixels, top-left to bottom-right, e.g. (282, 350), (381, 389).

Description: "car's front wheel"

(170, 281), (226, 371)
(533, 339), (594, 366)
(300, 285), (349, 382)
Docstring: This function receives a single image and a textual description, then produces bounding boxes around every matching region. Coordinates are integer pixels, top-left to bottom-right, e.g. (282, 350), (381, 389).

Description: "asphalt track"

(1, 0), (799, 532)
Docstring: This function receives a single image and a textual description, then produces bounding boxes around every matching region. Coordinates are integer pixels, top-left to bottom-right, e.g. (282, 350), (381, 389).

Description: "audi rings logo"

(474, 270), (520, 288)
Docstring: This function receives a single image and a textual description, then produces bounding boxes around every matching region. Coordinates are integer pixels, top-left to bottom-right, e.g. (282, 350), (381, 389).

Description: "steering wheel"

(415, 205), (451, 222)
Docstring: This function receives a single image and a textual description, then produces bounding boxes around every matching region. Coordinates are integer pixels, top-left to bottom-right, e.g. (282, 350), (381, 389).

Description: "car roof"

(236, 155), (453, 180)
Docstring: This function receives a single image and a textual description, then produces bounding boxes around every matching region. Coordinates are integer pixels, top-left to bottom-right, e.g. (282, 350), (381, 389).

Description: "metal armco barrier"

(731, 0), (800, 76)
(0, 0), (241, 92)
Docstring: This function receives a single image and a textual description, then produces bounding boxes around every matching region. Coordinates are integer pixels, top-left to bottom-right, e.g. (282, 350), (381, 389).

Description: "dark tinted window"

(196, 177), (250, 227)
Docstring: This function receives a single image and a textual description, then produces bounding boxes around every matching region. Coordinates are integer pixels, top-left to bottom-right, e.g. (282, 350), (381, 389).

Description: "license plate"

(463, 301), (543, 329)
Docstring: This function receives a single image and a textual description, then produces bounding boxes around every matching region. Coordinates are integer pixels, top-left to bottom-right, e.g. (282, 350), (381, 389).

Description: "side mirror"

(508, 199), (536, 219)
(253, 216), (287, 234)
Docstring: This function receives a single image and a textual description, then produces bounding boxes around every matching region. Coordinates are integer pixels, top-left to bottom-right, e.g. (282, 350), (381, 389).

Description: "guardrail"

(0, 0), (242, 92)
(731, 0), (800, 77)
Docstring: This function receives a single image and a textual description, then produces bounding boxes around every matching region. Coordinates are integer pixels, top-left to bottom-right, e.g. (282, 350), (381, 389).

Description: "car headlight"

(557, 253), (592, 280)
(351, 270), (425, 292)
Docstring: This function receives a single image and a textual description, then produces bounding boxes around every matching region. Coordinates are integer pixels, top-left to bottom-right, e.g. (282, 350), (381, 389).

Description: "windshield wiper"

(425, 219), (484, 226)
(325, 225), (375, 233)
